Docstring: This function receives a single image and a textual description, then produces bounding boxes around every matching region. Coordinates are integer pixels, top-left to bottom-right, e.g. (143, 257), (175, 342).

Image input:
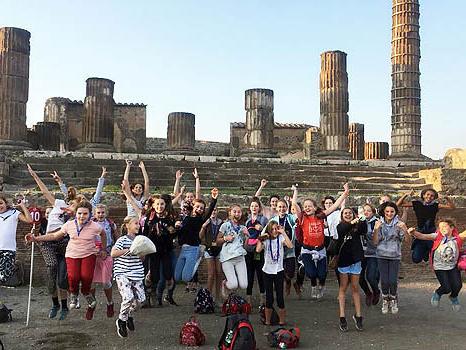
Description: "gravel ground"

(0, 278), (465, 350)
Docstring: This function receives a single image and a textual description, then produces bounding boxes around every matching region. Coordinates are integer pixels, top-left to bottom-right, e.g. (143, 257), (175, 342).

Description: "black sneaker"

(353, 315), (363, 331)
(116, 318), (128, 338)
(164, 295), (178, 306)
(127, 317), (135, 332)
(339, 317), (348, 332)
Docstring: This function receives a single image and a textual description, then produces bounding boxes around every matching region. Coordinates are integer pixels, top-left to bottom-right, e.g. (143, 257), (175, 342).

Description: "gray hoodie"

(375, 216), (404, 260)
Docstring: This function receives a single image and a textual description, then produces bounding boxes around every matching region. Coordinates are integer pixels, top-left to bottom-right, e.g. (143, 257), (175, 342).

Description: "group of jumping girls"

(0, 160), (464, 338)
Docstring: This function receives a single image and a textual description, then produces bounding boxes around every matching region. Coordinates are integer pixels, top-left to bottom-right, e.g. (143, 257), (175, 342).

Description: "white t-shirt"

(433, 235), (460, 271)
(0, 209), (21, 251)
(126, 196), (145, 218)
(262, 235), (285, 275)
(46, 199), (68, 233)
(324, 210), (340, 239)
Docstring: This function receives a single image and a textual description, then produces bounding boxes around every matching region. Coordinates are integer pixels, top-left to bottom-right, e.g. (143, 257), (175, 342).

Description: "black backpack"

(218, 314), (256, 350)
(258, 304), (280, 325)
(0, 304), (12, 323)
(194, 288), (215, 314)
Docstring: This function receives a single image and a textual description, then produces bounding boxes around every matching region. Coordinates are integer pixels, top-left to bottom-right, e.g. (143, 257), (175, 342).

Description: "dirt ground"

(0, 277), (465, 350)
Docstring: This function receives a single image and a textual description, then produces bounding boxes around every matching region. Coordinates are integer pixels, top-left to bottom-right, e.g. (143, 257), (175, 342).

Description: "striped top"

(113, 235), (145, 281)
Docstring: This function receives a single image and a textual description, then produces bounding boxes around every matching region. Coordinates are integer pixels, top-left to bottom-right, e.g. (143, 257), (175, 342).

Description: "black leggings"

(264, 271), (285, 309)
(149, 252), (173, 288)
(245, 252), (265, 295)
(435, 268), (462, 298)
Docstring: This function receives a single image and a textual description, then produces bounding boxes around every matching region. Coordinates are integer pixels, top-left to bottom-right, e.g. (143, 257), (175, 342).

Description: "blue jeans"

(301, 253), (327, 286)
(157, 250), (178, 297)
(365, 257), (380, 294)
(175, 245), (200, 282)
(411, 239), (433, 263)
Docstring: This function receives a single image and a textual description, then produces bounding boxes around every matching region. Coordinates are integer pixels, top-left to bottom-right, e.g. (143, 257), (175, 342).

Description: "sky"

(2, 0), (465, 159)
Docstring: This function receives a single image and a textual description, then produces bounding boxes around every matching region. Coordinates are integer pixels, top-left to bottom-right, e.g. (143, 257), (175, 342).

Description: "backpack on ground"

(0, 304), (12, 323)
(222, 293), (251, 316)
(179, 316), (206, 346)
(218, 314), (256, 350)
(194, 287), (215, 314)
(267, 327), (301, 348)
(258, 304), (279, 325)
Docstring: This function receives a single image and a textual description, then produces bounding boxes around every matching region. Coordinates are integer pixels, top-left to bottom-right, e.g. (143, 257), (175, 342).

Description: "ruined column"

(79, 78), (115, 152)
(33, 122), (60, 151)
(390, 0), (423, 159)
(44, 97), (71, 151)
(319, 51), (350, 158)
(165, 112), (197, 155)
(365, 142), (389, 160)
(349, 123), (365, 160)
(242, 88), (276, 157)
(0, 27), (31, 149)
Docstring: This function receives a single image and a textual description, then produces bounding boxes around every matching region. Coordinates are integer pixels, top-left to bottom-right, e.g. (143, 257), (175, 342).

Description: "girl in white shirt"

(256, 220), (293, 326)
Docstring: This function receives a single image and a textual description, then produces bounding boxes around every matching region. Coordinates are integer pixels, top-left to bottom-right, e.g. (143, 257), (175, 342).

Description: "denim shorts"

(338, 261), (362, 275)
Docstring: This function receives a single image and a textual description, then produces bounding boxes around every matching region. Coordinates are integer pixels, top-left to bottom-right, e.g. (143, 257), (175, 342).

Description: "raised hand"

(261, 179), (268, 187)
(176, 170), (184, 180)
(125, 159), (132, 166)
(50, 170), (62, 183)
(291, 184), (298, 191)
(374, 220), (382, 231)
(193, 168), (199, 179)
(138, 161), (145, 169)
(343, 182), (350, 195)
(101, 167), (107, 178)
(211, 187), (219, 199)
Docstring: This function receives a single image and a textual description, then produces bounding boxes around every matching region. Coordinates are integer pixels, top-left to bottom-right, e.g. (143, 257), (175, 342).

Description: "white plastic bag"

(129, 235), (156, 257)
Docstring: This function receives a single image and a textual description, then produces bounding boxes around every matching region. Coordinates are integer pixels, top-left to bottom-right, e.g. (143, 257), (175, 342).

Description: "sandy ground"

(0, 277), (465, 350)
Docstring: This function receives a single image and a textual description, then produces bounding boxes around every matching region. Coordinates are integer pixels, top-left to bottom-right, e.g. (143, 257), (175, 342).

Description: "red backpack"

(267, 327), (301, 348)
(179, 317), (206, 346)
(222, 294), (252, 316)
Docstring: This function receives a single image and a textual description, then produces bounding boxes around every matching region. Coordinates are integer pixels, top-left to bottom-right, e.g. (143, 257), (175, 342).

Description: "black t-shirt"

(412, 200), (439, 234)
(177, 198), (217, 246)
(336, 221), (367, 268)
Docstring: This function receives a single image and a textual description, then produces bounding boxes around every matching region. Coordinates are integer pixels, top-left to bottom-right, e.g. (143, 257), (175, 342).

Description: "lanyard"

(74, 219), (89, 236)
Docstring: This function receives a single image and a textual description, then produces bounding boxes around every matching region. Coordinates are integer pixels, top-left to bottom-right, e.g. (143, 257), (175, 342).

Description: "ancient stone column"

(319, 51), (350, 158)
(33, 122), (60, 151)
(44, 97), (71, 151)
(349, 123), (365, 160)
(242, 88), (276, 157)
(364, 142), (389, 160)
(79, 78), (115, 152)
(390, 0), (422, 159)
(165, 112), (197, 154)
(0, 27), (31, 149)
(303, 126), (321, 159)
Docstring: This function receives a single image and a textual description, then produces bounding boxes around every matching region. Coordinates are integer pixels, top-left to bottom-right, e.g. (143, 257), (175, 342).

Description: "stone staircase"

(4, 152), (435, 197)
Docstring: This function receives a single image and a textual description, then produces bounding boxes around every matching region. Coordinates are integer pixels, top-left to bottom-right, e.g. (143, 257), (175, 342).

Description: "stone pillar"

(319, 51), (350, 158)
(44, 97), (71, 151)
(33, 122), (60, 151)
(364, 142), (389, 160)
(79, 78), (115, 152)
(0, 27), (31, 149)
(165, 112), (197, 155)
(349, 123), (364, 160)
(242, 88), (276, 157)
(390, 0), (423, 159)
(303, 127), (321, 159)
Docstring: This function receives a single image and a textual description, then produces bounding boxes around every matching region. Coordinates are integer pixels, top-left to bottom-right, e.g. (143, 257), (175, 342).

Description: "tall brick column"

(349, 123), (364, 160)
(0, 27), (31, 149)
(319, 51), (350, 158)
(390, 0), (423, 159)
(79, 78), (115, 152)
(242, 88), (276, 157)
(165, 112), (197, 155)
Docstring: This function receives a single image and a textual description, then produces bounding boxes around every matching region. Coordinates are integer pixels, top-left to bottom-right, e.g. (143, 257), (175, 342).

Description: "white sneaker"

(75, 297), (81, 309)
(311, 286), (318, 299)
(69, 294), (78, 309)
(381, 295), (390, 314)
(390, 295), (398, 314)
(316, 286), (325, 299)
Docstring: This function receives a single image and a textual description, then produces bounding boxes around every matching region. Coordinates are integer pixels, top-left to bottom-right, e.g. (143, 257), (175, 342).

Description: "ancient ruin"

(166, 112), (197, 155)
(349, 123), (365, 160)
(390, 0), (423, 159)
(0, 27), (31, 150)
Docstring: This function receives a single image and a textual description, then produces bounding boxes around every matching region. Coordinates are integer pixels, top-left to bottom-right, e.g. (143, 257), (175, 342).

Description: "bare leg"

(338, 273), (350, 317)
(350, 274), (362, 317)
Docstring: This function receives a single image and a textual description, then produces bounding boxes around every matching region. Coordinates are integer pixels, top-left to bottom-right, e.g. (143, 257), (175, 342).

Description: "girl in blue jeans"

(174, 188), (218, 282)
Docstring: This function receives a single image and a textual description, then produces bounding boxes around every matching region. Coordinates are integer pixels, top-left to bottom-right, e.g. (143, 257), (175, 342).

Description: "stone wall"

(419, 168), (466, 196)
(230, 122), (317, 156)
(146, 137), (230, 156)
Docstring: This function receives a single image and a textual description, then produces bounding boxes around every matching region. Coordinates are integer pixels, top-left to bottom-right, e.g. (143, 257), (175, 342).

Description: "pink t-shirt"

(62, 220), (102, 258)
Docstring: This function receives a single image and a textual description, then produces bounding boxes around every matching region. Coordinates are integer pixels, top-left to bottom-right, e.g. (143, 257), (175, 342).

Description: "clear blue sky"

(3, 0), (465, 159)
